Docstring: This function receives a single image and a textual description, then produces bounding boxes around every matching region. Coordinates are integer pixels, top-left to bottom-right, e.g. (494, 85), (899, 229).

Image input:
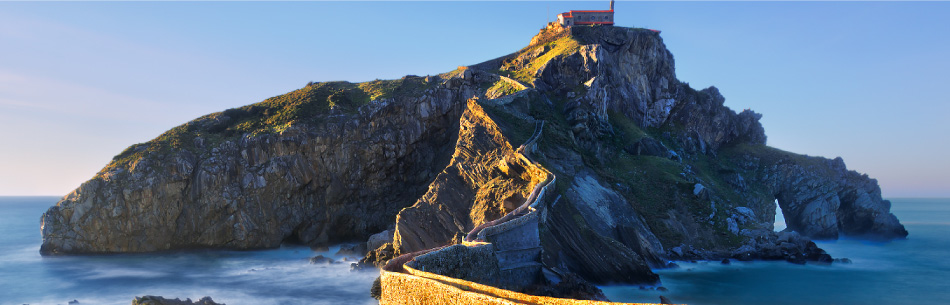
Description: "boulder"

(366, 229), (394, 252)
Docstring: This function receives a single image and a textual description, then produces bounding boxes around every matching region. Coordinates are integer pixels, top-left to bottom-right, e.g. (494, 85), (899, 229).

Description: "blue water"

(3, 197), (949, 305)
(602, 198), (950, 305)
(0, 197), (378, 305)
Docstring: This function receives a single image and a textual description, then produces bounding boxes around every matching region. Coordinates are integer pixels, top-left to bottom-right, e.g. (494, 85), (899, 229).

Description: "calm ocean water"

(0, 197), (378, 305)
(1, 197), (948, 304)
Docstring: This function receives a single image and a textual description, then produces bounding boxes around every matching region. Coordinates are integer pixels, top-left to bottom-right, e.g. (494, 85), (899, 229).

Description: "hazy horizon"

(1, 1), (948, 197)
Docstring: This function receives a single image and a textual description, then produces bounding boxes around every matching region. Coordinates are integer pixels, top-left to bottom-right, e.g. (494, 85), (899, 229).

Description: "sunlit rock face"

(392, 99), (547, 254)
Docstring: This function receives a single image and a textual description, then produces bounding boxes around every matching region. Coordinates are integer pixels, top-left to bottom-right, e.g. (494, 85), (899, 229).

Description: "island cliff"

(41, 24), (906, 290)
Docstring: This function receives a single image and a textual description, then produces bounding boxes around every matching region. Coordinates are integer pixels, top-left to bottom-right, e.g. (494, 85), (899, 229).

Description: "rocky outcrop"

(366, 229), (394, 251)
(535, 26), (678, 130)
(739, 152), (908, 240)
(540, 190), (659, 284)
(133, 296), (223, 305)
(391, 99), (546, 254)
(40, 76), (482, 254)
(669, 86), (767, 152)
(532, 25), (764, 156)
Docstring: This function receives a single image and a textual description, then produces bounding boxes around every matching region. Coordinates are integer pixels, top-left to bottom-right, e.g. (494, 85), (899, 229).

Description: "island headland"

(40, 21), (907, 303)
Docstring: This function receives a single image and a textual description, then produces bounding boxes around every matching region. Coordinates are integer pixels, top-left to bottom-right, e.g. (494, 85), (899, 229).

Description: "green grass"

(606, 110), (647, 147)
(499, 36), (582, 84)
(721, 142), (831, 171)
(486, 80), (520, 98)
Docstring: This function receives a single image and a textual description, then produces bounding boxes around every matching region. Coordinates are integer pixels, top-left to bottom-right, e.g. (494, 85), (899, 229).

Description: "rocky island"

(40, 23), (907, 303)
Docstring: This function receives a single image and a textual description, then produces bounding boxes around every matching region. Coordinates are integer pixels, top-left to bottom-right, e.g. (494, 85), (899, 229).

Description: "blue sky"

(0, 1), (947, 198)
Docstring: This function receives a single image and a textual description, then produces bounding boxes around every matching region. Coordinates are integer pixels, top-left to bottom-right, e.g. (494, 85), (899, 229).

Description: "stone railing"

(380, 264), (653, 305)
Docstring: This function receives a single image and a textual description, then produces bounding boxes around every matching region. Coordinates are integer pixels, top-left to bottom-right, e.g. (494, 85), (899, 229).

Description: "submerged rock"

(309, 255), (337, 265)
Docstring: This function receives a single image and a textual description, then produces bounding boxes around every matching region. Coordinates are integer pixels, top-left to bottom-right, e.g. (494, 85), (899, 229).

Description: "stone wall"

(379, 266), (655, 305)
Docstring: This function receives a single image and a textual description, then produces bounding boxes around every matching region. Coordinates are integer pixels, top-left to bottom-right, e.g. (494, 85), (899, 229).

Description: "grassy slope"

(497, 34), (582, 84)
(103, 75), (443, 174)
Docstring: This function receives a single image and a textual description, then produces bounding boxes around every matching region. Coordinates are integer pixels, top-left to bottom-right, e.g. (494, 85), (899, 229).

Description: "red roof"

(559, 10), (615, 19)
(569, 10), (614, 13)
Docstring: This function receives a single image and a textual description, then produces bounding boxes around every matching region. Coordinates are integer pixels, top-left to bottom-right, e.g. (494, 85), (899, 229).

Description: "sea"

(0, 197), (378, 305)
(1, 197), (948, 305)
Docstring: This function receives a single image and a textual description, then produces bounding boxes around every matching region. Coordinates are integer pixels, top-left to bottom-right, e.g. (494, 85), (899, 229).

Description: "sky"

(0, 1), (947, 198)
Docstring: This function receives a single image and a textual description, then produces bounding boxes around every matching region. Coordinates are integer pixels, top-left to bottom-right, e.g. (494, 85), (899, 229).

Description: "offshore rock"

(750, 155), (908, 239)
(41, 75), (482, 254)
(309, 255), (337, 265)
(335, 243), (367, 257)
(133, 296), (223, 305)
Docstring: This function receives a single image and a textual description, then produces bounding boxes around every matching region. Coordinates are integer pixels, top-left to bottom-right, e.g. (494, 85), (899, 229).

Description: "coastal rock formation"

(745, 153), (908, 240)
(41, 76), (481, 254)
(42, 22), (906, 291)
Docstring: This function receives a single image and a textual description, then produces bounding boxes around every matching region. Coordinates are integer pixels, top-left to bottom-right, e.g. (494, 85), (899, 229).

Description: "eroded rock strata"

(391, 99), (547, 253)
(42, 23), (905, 289)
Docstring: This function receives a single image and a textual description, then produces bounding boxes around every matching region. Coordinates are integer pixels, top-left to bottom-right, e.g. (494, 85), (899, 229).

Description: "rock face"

(41, 76), (481, 254)
(535, 26), (678, 130)
(669, 86), (767, 152)
(392, 99), (546, 253)
(751, 154), (908, 240)
(540, 182), (660, 283)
